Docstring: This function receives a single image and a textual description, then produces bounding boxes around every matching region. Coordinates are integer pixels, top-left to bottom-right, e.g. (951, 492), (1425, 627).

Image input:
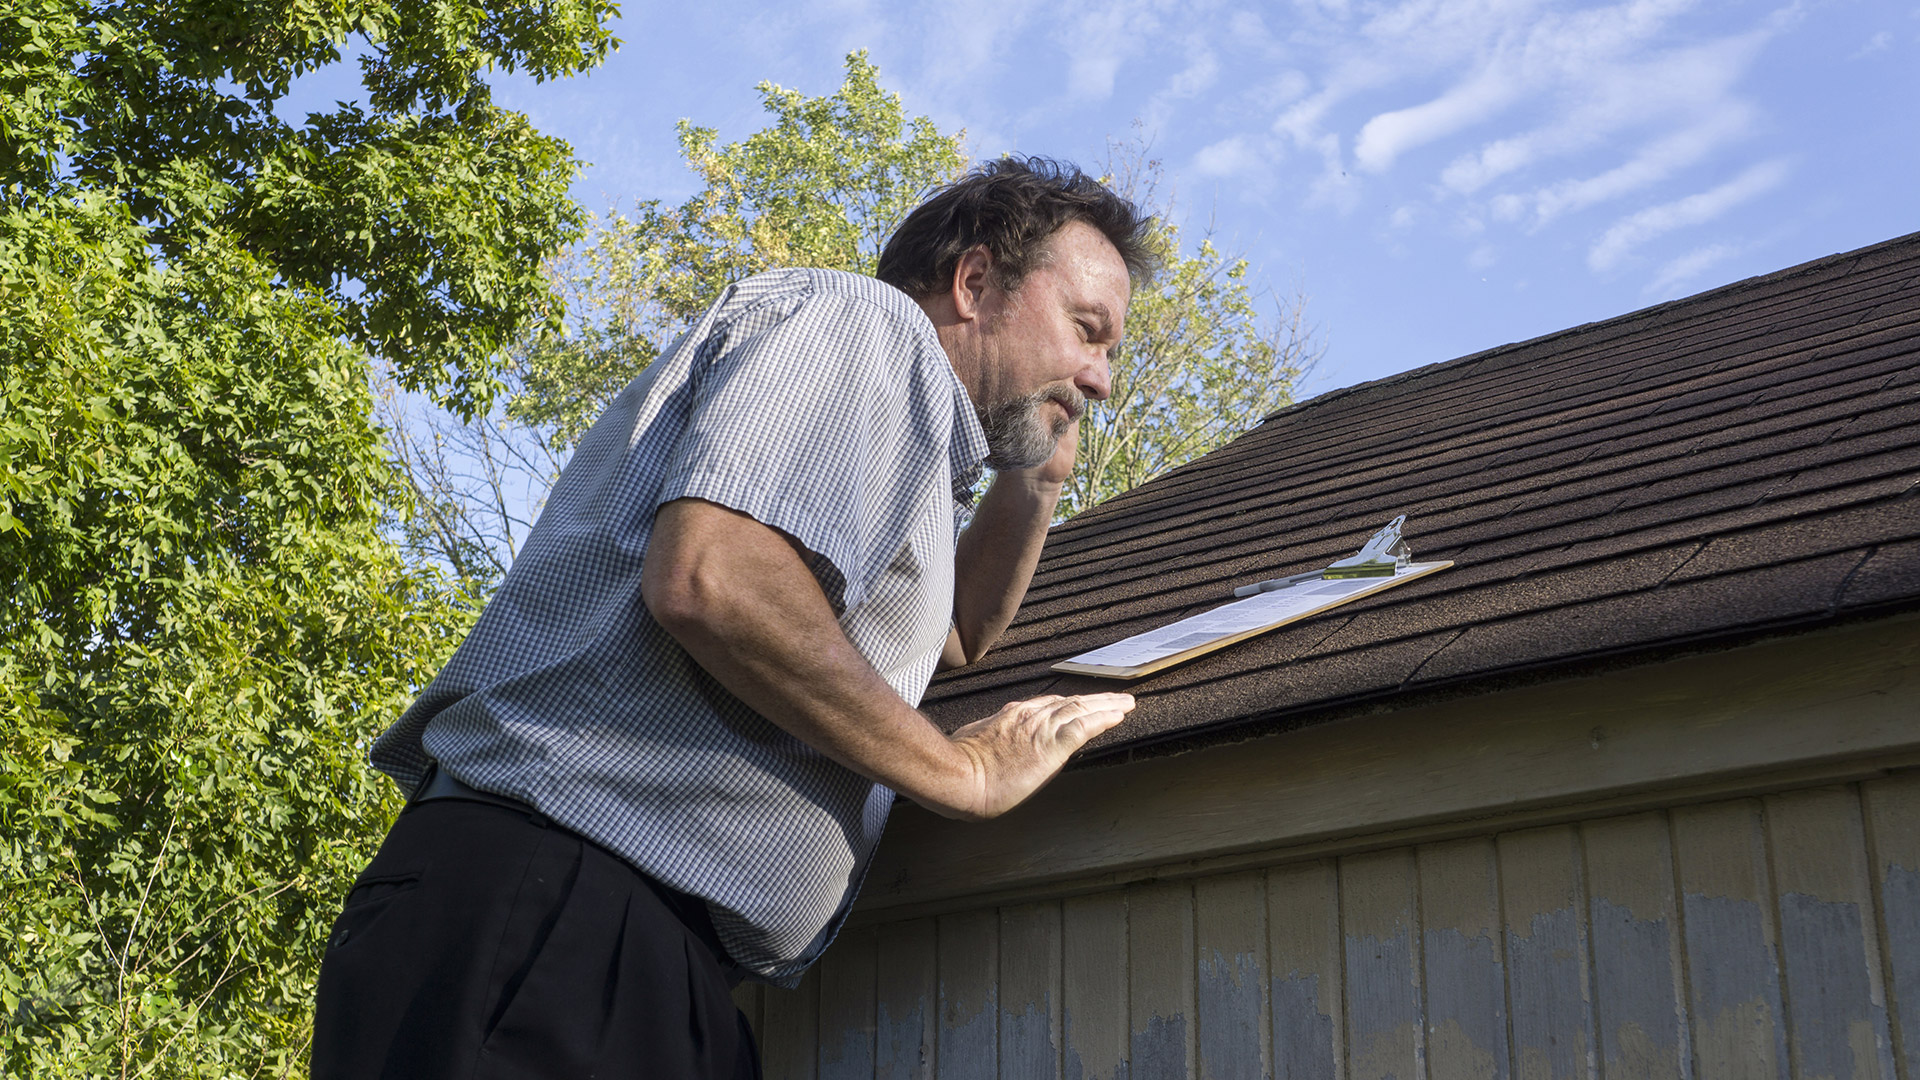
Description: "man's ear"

(950, 244), (993, 323)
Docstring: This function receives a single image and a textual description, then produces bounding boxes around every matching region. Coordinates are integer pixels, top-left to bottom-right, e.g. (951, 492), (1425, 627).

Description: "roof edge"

(1068, 602), (1920, 771)
(1260, 229), (1920, 426)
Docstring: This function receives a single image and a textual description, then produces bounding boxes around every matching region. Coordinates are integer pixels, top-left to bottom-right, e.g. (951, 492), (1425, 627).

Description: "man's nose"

(1078, 352), (1113, 401)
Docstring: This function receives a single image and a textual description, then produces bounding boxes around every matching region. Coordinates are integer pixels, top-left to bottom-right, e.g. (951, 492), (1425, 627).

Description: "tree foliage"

(1, 2), (612, 1073)
(518, 49), (969, 447)
(3, 0), (615, 416)
(394, 51), (969, 581)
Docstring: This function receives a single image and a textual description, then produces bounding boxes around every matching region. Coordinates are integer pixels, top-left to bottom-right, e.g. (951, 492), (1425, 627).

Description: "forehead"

(1031, 220), (1131, 307)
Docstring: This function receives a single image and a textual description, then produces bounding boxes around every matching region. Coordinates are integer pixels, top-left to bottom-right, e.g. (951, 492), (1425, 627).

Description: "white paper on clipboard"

(1052, 560), (1452, 679)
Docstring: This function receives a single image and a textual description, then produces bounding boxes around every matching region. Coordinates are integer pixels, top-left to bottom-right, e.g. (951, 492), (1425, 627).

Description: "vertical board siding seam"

(1661, 810), (1699, 1080)
(1189, 878), (1202, 1080)
(1494, 831), (1524, 1080)
(1337, 855), (1355, 1080)
(1185, 879), (1199, 1080)
(1126, 888), (1136, 1079)
(933, 915), (941, 1080)
(1059, 895), (1075, 1076)
(1575, 824), (1602, 1080)
(1758, 794), (1801, 1080)
(997, 906), (1004, 1080)
(1845, 782), (1902, 1080)
(1859, 781), (1913, 1080)
(1261, 873), (1276, 1080)
(1412, 844), (1432, 1080)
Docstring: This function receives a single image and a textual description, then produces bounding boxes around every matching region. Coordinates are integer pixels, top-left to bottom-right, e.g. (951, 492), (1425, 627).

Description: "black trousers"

(311, 797), (761, 1079)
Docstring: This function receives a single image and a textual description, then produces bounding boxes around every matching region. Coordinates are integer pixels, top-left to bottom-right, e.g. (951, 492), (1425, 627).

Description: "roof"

(923, 231), (1920, 761)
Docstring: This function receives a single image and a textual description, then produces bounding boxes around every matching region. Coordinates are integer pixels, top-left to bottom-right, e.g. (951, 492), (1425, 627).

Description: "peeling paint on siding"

(1681, 892), (1788, 1080)
(1777, 892), (1896, 1080)
(1002, 995), (1056, 1079)
(1064, 892), (1129, 1080)
(1423, 927), (1510, 1080)
(783, 783), (1920, 1080)
(875, 1000), (929, 1080)
(1271, 973), (1338, 1080)
(1346, 928), (1422, 1080)
(824, 1025), (876, 1080)
(1064, 1009), (1129, 1080)
(1506, 909), (1591, 1080)
(1882, 866), (1920, 1078)
(1588, 897), (1684, 1080)
(942, 983), (998, 1080)
(1199, 949), (1264, 1080)
(1130, 1012), (1189, 1079)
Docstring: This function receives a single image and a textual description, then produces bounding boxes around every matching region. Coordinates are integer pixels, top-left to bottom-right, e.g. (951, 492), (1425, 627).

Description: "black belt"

(413, 766), (543, 818)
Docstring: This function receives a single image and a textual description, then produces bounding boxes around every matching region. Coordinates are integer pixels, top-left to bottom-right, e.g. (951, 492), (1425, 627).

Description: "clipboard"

(1051, 559), (1452, 679)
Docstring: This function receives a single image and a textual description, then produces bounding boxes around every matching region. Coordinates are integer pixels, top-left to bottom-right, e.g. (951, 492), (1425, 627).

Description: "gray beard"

(980, 386), (1085, 470)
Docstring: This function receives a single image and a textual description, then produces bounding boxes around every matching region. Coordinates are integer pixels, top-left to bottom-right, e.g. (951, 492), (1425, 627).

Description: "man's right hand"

(939, 693), (1135, 821)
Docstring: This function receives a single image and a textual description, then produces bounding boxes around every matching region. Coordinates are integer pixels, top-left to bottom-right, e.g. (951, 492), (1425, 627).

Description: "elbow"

(938, 628), (971, 671)
(952, 627), (999, 668)
(640, 558), (718, 642)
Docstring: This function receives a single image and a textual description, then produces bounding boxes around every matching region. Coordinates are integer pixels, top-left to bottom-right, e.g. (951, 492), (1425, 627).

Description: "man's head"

(881, 159), (1153, 471)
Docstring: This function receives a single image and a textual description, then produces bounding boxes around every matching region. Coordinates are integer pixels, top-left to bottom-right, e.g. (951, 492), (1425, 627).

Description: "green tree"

(392, 50), (969, 581)
(0, 2), (613, 1073)
(520, 49), (970, 448)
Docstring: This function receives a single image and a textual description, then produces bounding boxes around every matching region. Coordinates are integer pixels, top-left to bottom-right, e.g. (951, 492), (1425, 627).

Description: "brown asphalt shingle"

(922, 231), (1920, 759)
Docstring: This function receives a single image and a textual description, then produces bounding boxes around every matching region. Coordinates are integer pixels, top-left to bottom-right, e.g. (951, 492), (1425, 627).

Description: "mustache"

(1042, 386), (1087, 424)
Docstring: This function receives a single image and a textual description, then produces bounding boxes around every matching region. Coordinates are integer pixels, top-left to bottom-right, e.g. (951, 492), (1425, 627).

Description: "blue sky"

(391, 0), (1918, 394)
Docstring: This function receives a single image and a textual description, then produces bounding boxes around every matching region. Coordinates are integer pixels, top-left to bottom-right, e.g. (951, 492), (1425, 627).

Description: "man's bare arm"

(642, 497), (1132, 821)
(943, 469), (1062, 667)
(941, 423), (1078, 669)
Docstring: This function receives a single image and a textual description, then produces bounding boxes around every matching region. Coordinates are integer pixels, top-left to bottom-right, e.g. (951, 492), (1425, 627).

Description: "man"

(311, 158), (1150, 1078)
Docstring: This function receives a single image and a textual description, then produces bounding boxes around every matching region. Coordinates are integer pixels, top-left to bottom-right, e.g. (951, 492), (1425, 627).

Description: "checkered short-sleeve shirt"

(370, 269), (989, 985)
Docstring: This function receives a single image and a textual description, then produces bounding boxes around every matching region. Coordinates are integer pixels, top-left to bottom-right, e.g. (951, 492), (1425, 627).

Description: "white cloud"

(1059, 0), (1167, 102)
(1354, 65), (1523, 172)
(1227, 9), (1272, 46)
(1522, 102), (1755, 224)
(1256, 70), (1313, 110)
(1142, 35), (1222, 130)
(1588, 159), (1789, 271)
(1646, 242), (1740, 297)
(1851, 30), (1893, 58)
(1194, 135), (1258, 177)
(1436, 12), (1773, 199)
(1167, 47), (1220, 98)
(1249, 0), (1798, 257)
(1269, 0), (1692, 189)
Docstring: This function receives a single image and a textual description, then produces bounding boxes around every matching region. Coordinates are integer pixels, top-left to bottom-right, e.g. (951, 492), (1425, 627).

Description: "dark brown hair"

(877, 156), (1154, 300)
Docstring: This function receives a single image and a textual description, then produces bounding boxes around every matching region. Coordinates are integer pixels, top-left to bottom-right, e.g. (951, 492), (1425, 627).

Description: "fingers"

(1011, 695), (1065, 711)
(1031, 693), (1133, 744)
(1050, 694), (1133, 747)
(1012, 691), (1130, 715)
(951, 692), (1138, 820)
(1036, 692), (1134, 721)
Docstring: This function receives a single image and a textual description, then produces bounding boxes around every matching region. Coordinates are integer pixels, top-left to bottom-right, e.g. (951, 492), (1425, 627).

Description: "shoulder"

(726, 268), (936, 345)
